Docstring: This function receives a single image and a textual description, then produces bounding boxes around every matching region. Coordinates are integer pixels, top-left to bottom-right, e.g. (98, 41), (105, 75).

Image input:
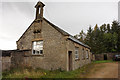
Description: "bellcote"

(35, 1), (45, 20)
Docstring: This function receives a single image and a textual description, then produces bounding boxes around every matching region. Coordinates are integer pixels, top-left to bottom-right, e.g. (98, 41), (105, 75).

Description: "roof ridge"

(43, 18), (71, 36)
(43, 18), (90, 49)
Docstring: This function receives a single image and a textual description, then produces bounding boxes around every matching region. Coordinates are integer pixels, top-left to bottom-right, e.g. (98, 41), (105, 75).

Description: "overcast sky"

(0, 0), (119, 50)
(118, 1), (120, 22)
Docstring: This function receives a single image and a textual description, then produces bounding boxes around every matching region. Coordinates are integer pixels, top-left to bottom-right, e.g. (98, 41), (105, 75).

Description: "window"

(86, 50), (89, 59)
(39, 8), (41, 14)
(32, 41), (43, 55)
(75, 47), (79, 60)
(82, 48), (85, 60)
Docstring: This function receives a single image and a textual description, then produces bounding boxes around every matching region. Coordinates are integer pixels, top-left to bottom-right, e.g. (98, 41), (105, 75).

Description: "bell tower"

(35, 1), (45, 20)
(33, 1), (45, 39)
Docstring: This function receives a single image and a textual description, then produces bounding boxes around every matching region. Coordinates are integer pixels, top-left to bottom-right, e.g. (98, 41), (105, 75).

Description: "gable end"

(17, 21), (34, 42)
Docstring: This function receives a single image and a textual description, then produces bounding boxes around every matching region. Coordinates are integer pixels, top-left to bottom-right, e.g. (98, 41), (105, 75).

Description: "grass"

(92, 60), (115, 64)
(3, 63), (94, 78)
(2, 60), (115, 78)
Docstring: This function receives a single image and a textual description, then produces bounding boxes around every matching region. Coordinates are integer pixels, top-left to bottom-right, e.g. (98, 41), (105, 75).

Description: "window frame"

(32, 40), (43, 55)
(82, 48), (85, 60)
(39, 7), (41, 14)
(75, 47), (79, 60)
(86, 50), (89, 59)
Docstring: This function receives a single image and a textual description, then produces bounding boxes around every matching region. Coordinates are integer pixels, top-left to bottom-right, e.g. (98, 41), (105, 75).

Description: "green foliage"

(74, 30), (86, 43)
(75, 20), (120, 54)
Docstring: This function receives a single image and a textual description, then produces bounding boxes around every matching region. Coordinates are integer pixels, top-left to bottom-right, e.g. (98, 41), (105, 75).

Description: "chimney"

(35, 1), (45, 20)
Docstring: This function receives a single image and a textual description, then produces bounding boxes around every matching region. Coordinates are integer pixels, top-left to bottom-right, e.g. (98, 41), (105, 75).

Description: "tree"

(78, 30), (85, 43)
(107, 24), (111, 33)
(104, 32), (117, 52)
(85, 26), (94, 52)
(75, 21), (120, 54)
(74, 30), (86, 43)
(111, 21), (120, 52)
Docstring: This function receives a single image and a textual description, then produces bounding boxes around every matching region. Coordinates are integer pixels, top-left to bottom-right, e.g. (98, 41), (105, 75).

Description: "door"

(104, 54), (107, 60)
(68, 51), (72, 71)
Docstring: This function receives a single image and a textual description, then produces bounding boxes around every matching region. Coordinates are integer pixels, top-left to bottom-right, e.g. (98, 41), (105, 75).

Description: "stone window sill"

(32, 54), (44, 57)
(82, 59), (85, 60)
(75, 58), (80, 61)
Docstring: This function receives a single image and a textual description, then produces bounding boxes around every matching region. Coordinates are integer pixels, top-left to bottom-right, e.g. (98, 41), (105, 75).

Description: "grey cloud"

(2, 2), (36, 18)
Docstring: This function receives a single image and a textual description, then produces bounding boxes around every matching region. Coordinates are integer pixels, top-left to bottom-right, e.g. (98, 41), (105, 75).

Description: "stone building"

(3, 1), (92, 71)
(95, 53), (120, 61)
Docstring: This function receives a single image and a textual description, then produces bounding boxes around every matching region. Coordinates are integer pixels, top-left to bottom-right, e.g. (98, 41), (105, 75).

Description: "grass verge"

(3, 63), (94, 78)
(2, 60), (115, 78)
(92, 60), (115, 64)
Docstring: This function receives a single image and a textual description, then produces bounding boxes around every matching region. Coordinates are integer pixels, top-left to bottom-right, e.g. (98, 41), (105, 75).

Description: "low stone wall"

(2, 50), (31, 71)
(2, 57), (11, 71)
(11, 50), (31, 69)
(95, 54), (104, 61)
(2, 50), (11, 71)
(95, 53), (120, 61)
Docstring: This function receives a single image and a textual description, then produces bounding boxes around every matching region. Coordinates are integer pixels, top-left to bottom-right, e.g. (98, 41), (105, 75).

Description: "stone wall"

(16, 19), (67, 70)
(66, 40), (91, 71)
(95, 53), (120, 61)
(2, 50), (31, 71)
(16, 19), (91, 71)
(91, 54), (95, 61)
(2, 57), (11, 71)
(17, 22), (34, 50)
(95, 54), (104, 61)
(2, 50), (11, 71)
(11, 50), (31, 68)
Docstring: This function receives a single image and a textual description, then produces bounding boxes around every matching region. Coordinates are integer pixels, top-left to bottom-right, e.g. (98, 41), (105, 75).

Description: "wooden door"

(68, 51), (72, 71)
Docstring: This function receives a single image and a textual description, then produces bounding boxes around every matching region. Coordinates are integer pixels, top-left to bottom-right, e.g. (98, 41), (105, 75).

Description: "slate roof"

(68, 36), (90, 49)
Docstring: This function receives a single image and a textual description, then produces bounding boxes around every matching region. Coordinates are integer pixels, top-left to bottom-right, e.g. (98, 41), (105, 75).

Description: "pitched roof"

(68, 36), (90, 49)
(43, 18), (70, 36)
(43, 18), (90, 49)
(17, 18), (70, 42)
(17, 17), (90, 49)
(35, 1), (45, 8)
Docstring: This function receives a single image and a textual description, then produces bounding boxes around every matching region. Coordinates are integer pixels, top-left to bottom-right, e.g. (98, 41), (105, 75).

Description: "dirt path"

(87, 62), (118, 78)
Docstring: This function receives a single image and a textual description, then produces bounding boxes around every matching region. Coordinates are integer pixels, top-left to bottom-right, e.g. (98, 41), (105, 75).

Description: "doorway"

(104, 54), (107, 60)
(68, 51), (72, 71)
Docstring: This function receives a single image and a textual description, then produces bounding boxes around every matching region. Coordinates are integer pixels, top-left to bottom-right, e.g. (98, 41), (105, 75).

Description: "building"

(94, 53), (120, 61)
(3, 1), (92, 71)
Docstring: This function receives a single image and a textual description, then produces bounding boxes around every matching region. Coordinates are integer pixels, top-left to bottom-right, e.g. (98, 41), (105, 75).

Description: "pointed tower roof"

(35, 1), (45, 8)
